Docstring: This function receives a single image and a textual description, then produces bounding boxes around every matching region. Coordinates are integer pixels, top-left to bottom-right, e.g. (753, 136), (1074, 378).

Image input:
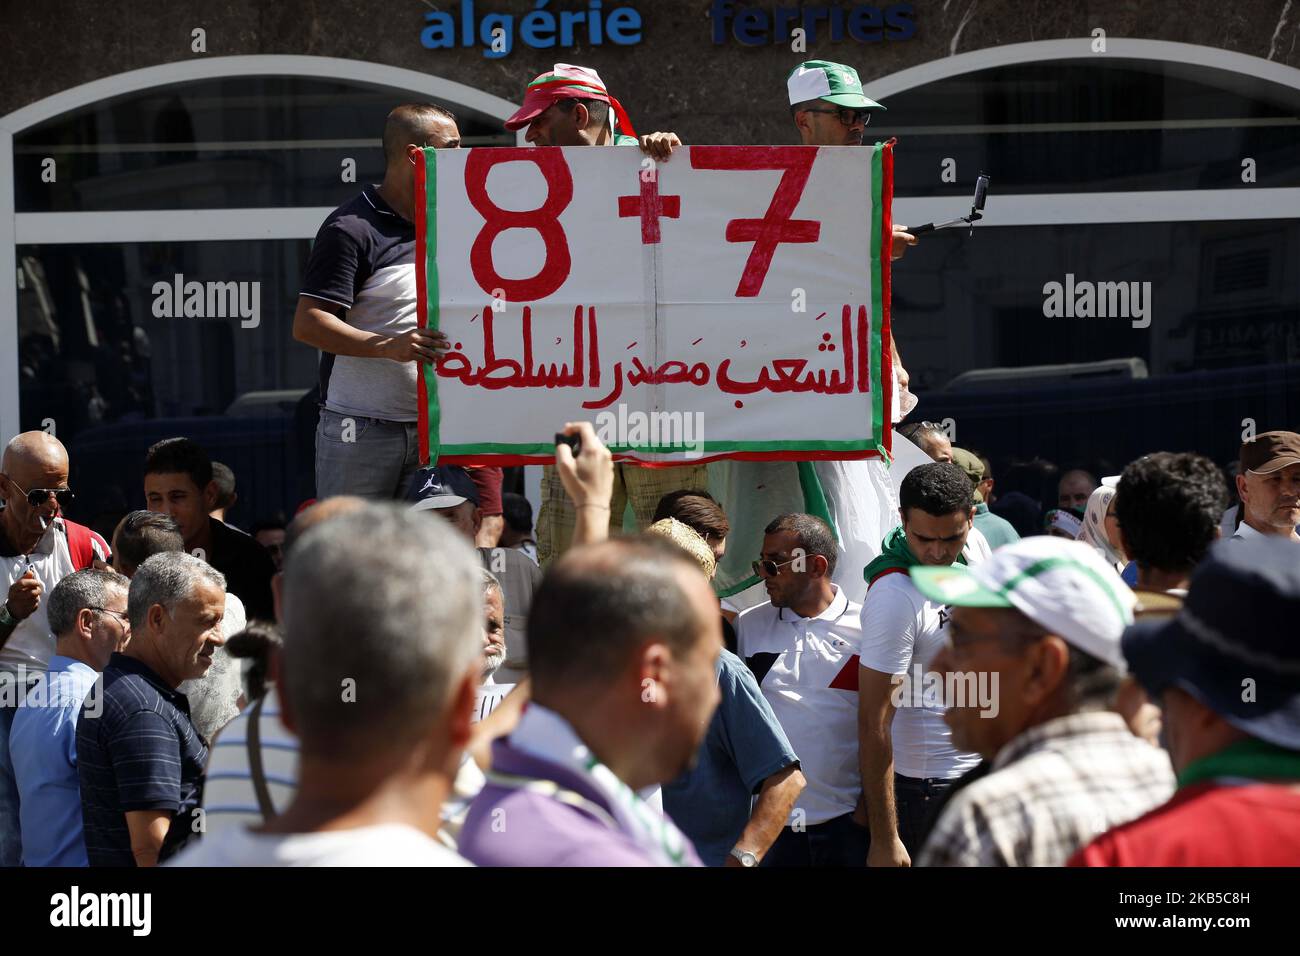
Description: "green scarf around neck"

(863, 525), (970, 587)
(1177, 737), (1300, 790)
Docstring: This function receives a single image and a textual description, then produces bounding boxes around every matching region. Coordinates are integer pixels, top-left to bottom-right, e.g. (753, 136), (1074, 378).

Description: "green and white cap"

(910, 537), (1136, 670)
(787, 60), (885, 110)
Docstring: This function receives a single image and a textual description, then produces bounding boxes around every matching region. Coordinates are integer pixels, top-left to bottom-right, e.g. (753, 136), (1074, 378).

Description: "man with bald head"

(1, 431), (110, 865)
(293, 104), (460, 500)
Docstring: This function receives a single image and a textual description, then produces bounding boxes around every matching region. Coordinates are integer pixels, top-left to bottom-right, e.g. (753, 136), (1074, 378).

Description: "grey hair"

(47, 569), (129, 636)
(128, 552), (227, 632)
(479, 567), (503, 598)
(281, 502), (481, 761)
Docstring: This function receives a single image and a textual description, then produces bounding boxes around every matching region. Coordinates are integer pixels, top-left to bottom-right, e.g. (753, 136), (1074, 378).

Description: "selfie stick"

(910, 172), (990, 237)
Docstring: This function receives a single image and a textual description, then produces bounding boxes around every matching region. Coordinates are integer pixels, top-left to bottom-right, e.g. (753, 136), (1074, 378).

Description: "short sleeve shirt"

(858, 573), (981, 780)
(76, 653), (209, 866)
(300, 185), (418, 423)
(662, 650), (800, 865)
(736, 585), (863, 826)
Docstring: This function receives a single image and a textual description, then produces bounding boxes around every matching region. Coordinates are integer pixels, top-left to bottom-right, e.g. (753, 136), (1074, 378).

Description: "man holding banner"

(417, 66), (898, 607)
(501, 64), (710, 565)
(294, 104), (460, 501)
(709, 61), (913, 618)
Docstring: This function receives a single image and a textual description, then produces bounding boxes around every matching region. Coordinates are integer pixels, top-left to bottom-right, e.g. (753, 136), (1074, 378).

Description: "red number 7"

(689, 146), (821, 297)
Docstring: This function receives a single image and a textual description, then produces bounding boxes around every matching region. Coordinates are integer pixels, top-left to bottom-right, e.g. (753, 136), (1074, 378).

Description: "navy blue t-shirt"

(76, 653), (208, 866)
(663, 649), (800, 866)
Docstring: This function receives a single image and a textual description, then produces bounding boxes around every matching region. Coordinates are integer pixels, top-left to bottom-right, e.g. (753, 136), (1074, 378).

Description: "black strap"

(246, 694), (275, 822)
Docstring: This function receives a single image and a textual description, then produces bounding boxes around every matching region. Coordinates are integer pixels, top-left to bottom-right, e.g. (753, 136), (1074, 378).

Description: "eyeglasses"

(802, 106), (872, 128)
(752, 555), (801, 578)
(89, 607), (130, 629)
(3, 476), (74, 509)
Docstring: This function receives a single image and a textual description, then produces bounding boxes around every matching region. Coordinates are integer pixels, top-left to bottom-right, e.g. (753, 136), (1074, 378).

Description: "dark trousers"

(761, 811), (870, 868)
(893, 773), (956, 859)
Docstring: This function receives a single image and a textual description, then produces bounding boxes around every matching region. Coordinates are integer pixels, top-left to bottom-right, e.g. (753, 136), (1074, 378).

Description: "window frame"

(1, 54), (525, 441)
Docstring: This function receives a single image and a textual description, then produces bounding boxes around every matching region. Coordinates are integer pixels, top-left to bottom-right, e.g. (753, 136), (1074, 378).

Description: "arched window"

(1, 56), (520, 526)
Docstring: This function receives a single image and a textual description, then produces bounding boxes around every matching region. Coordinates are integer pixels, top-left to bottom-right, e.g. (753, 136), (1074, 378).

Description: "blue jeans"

(0, 670), (38, 867)
(761, 811), (870, 868)
(315, 408), (421, 500)
(894, 773), (956, 859)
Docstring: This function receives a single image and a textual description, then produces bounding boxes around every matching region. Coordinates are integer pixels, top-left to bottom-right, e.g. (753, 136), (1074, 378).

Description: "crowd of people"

(1, 418), (1296, 867)
(2, 58), (1298, 868)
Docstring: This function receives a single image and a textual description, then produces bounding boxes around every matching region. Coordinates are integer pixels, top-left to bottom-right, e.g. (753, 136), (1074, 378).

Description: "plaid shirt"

(918, 712), (1175, 867)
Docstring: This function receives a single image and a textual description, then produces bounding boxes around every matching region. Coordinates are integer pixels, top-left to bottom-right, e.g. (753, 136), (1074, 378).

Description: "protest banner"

(416, 142), (894, 465)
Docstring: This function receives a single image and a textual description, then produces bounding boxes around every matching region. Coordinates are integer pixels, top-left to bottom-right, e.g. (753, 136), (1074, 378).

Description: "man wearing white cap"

(786, 60), (915, 346)
(910, 537), (1175, 867)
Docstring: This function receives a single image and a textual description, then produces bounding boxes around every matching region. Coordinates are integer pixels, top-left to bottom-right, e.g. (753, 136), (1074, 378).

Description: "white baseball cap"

(910, 537), (1136, 670)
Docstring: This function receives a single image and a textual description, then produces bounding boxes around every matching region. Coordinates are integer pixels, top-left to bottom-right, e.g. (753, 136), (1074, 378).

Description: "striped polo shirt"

(76, 653), (208, 866)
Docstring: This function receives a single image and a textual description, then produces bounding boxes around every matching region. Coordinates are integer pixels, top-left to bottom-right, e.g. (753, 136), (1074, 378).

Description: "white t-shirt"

(1, 518), (110, 673)
(736, 585), (863, 826)
(167, 823), (470, 867)
(858, 572), (981, 781)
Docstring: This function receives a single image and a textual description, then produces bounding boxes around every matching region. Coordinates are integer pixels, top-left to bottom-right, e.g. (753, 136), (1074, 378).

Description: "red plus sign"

(618, 176), (681, 245)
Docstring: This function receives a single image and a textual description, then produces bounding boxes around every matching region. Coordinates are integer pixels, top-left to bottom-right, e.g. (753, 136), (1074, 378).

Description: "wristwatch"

(0, 603), (15, 629)
(730, 847), (759, 867)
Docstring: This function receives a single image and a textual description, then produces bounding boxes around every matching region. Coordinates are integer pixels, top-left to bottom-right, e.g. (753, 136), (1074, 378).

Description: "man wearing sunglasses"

(9, 568), (131, 866)
(788, 61), (918, 263)
(0, 431), (111, 866)
(735, 513), (866, 867)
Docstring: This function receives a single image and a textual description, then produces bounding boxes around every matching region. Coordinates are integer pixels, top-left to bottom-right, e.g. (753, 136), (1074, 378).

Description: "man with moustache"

(76, 552), (226, 866)
(737, 513), (866, 867)
(0, 431), (110, 865)
(911, 537), (1174, 867)
(1231, 430), (1300, 542)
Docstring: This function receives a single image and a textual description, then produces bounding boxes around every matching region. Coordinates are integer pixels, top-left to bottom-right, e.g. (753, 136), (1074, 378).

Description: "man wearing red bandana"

(508, 65), (709, 570)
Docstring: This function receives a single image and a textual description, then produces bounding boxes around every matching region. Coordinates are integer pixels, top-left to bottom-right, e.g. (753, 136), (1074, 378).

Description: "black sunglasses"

(803, 106), (872, 128)
(4, 477), (74, 509)
(752, 555), (801, 577)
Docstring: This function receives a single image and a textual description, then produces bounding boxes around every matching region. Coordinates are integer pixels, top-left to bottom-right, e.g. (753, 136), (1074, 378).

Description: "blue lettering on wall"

(421, 0), (644, 59)
(708, 1), (916, 45)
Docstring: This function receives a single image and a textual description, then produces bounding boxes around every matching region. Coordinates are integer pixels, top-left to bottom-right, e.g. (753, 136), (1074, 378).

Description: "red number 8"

(466, 149), (573, 302)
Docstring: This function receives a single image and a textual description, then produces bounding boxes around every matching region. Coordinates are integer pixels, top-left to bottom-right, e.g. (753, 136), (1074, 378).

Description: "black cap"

(406, 465), (480, 512)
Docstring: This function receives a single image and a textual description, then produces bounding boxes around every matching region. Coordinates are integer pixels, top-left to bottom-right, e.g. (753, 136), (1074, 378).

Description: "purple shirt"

(459, 738), (703, 867)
